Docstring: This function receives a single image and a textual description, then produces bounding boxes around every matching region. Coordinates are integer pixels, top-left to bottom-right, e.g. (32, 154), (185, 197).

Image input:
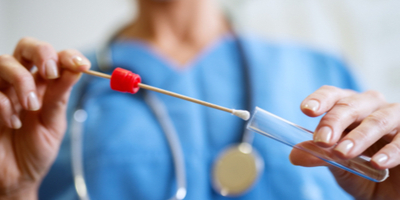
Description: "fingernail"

(72, 56), (90, 69)
(373, 154), (388, 165)
(304, 100), (319, 112)
(10, 115), (22, 129)
(45, 60), (59, 79)
(314, 126), (332, 144)
(335, 140), (354, 156)
(27, 92), (40, 111)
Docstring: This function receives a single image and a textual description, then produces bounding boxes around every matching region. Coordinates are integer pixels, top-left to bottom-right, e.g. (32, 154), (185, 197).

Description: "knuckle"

(336, 99), (360, 119)
(350, 129), (369, 141)
(59, 49), (80, 59)
(310, 86), (332, 101)
(34, 42), (53, 55)
(366, 112), (389, 130)
(13, 73), (33, 86)
(312, 92), (329, 101)
(321, 112), (342, 123)
(336, 98), (356, 108)
(314, 85), (342, 102)
(17, 37), (35, 45)
(365, 90), (385, 102)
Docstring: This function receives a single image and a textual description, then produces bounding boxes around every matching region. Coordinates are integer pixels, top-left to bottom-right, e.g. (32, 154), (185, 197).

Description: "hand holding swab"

(82, 68), (250, 120)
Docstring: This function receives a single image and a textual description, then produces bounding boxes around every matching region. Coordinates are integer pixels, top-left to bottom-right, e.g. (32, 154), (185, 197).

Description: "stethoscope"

(70, 30), (264, 200)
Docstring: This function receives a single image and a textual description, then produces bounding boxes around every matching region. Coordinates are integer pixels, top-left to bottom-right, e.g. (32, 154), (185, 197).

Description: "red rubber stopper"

(110, 67), (141, 94)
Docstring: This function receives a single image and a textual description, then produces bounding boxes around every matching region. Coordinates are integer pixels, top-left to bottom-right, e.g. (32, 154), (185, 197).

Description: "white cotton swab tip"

(232, 109), (251, 121)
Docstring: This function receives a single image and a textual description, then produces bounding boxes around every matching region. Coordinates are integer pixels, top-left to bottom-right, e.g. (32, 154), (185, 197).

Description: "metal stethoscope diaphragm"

(70, 32), (263, 199)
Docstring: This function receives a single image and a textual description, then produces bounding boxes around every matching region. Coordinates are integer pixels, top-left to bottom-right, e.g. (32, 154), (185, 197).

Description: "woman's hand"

(290, 85), (400, 200)
(0, 38), (90, 199)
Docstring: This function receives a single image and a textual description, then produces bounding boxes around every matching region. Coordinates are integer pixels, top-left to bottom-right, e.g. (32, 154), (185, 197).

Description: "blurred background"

(1, 0), (399, 102)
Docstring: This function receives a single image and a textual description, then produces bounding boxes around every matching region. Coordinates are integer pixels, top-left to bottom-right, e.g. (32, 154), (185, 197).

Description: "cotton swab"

(82, 68), (250, 120)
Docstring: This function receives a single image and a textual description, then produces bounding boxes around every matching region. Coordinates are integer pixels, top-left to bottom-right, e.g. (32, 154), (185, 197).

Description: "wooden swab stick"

(83, 70), (111, 79)
(82, 70), (250, 120)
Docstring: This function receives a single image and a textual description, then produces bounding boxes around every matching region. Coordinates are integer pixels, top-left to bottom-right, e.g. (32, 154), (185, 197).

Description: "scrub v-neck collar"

(109, 34), (235, 87)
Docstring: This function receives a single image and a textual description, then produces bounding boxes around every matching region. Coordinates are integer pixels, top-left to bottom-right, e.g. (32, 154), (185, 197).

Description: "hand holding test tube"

(288, 86), (400, 199)
(247, 107), (388, 182)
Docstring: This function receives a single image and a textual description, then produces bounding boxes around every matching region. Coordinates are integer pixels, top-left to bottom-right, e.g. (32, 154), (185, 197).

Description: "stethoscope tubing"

(144, 92), (187, 200)
(70, 31), (255, 200)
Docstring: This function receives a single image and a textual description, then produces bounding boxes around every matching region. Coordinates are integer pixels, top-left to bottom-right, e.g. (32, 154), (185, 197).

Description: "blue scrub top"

(39, 34), (360, 200)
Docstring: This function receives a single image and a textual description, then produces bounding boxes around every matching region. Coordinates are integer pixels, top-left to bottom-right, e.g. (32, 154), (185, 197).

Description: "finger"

(313, 91), (386, 147)
(291, 142), (370, 196)
(0, 91), (21, 129)
(0, 55), (40, 111)
(371, 132), (400, 169)
(334, 103), (400, 159)
(39, 68), (82, 135)
(13, 37), (59, 79)
(290, 141), (328, 167)
(327, 165), (367, 194)
(58, 49), (91, 72)
(301, 85), (355, 117)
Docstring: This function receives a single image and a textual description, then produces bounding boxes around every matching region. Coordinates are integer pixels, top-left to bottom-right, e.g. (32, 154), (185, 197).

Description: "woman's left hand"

(290, 85), (400, 200)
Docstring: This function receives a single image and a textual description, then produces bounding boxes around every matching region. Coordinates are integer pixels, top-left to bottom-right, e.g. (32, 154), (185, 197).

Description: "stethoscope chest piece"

(212, 143), (264, 196)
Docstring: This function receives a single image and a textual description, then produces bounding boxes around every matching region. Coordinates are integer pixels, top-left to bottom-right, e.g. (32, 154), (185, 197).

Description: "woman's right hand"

(0, 37), (90, 199)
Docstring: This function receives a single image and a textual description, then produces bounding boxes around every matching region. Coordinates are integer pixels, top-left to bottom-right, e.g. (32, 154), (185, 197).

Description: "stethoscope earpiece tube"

(72, 34), (258, 199)
(71, 109), (91, 200)
(145, 92), (187, 200)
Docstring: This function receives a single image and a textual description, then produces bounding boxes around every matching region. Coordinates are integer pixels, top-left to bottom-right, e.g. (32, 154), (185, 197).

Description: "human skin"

(0, 0), (399, 199)
(0, 39), (91, 200)
(0, 0), (228, 199)
(291, 86), (400, 199)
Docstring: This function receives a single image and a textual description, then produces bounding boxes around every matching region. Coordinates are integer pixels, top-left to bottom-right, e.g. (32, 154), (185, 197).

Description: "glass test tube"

(247, 107), (389, 182)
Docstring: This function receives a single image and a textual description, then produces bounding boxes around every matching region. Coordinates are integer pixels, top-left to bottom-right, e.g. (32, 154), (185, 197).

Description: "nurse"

(0, 0), (399, 199)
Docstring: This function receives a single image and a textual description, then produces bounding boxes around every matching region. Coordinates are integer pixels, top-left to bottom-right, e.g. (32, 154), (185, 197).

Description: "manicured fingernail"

(10, 115), (22, 129)
(27, 92), (40, 111)
(373, 154), (388, 165)
(335, 140), (354, 156)
(314, 126), (332, 144)
(45, 60), (59, 79)
(304, 100), (319, 112)
(72, 56), (90, 69)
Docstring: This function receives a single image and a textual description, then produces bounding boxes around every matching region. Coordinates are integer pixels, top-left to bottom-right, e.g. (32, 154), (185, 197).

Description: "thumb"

(289, 141), (329, 167)
(39, 50), (90, 136)
(39, 69), (82, 135)
(290, 141), (371, 198)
